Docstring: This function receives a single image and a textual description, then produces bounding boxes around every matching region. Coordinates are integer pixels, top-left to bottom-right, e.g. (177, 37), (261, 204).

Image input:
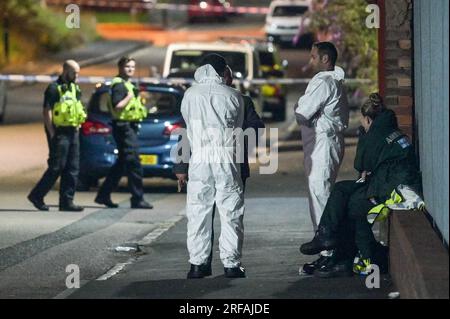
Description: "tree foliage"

(302, 0), (378, 92)
(1, 0), (96, 65)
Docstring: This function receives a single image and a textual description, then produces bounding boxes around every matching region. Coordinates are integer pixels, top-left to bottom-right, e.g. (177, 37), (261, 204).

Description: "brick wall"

(381, 0), (414, 137)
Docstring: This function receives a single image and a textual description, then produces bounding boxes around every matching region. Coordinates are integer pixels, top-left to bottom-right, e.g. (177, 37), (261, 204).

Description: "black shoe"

(314, 259), (353, 278)
(131, 199), (153, 209)
(301, 255), (331, 275)
(224, 265), (246, 278)
(27, 194), (49, 211)
(300, 225), (337, 255)
(95, 196), (119, 208)
(187, 264), (212, 279)
(59, 202), (84, 212)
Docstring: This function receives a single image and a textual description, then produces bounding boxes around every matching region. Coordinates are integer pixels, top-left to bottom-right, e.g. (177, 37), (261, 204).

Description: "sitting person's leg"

(347, 191), (379, 274)
(313, 218), (356, 278)
(300, 180), (365, 255)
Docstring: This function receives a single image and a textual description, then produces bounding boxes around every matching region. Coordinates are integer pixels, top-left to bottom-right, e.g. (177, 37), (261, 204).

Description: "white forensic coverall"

(295, 66), (349, 230)
(181, 64), (245, 268)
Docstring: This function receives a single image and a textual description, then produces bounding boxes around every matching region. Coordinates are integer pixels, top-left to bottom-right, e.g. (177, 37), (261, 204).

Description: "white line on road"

(137, 214), (185, 246)
(52, 280), (89, 299)
(51, 211), (186, 298)
(96, 258), (137, 281)
(95, 213), (186, 281)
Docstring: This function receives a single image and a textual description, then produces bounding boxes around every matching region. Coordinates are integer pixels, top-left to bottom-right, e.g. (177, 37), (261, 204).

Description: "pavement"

(0, 119), (395, 299)
(65, 195), (393, 299)
(55, 133), (393, 300)
(0, 20), (394, 299)
(0, 124), (48, 177)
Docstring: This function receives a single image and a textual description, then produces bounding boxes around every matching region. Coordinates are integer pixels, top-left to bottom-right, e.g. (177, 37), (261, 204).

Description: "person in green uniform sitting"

(299, 93), (422, 278)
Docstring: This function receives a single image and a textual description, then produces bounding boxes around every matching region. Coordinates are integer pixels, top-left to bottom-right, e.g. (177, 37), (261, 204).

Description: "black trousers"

(97, 121), (144, 202)
(29, 127), (80, 205)
(319, 180), (378, 261)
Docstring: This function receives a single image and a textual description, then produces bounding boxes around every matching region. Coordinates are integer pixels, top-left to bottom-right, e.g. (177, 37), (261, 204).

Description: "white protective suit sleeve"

(295, 78), (330, 121)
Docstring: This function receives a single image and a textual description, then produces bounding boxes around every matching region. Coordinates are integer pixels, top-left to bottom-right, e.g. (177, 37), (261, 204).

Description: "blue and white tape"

(0, 74), (372, 85)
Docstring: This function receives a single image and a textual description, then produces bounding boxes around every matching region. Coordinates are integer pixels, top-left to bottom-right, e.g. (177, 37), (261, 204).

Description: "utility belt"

(112, 119), (140, 131)
(55, 126), (79, 134)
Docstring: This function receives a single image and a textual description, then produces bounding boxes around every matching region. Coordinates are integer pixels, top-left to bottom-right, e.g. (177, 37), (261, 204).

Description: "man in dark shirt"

(28, 60), (84, 212)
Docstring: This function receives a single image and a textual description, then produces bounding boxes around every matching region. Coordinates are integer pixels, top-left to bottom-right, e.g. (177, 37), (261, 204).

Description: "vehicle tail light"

(81, 120), (111, 136)
(163, 122), (183, 136)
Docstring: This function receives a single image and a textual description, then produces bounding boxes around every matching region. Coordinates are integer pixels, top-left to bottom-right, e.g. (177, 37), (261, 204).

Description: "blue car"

(78, 82), (185, 191)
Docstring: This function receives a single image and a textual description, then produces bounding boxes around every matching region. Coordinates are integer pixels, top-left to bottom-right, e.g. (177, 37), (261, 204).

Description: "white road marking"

(96, 258), (137, 281)
(95, 213), (185, 281)
(52, 211), (186, 298)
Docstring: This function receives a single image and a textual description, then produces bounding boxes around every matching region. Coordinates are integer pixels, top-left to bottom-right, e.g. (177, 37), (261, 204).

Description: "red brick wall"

(380, 0), (414, 138)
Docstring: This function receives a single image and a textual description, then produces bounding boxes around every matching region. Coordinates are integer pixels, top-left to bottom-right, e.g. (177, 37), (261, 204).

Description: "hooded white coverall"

(295, 66), (349, 230)
(181, 64), (245, 268)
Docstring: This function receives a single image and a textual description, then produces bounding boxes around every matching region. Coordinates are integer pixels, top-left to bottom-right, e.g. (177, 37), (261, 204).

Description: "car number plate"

(140, 154), (158, 165)
(281, 36), (293, 41)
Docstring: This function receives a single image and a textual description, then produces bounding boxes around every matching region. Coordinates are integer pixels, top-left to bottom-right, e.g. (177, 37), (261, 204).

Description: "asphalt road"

(0, 105), (393, 299)
(0, 19), (386, 299)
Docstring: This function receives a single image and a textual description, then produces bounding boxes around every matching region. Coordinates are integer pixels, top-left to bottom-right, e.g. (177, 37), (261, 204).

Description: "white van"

(265, 0), (312, 45)
(163, 41), (263, 114)
(162, 41), (257, 82)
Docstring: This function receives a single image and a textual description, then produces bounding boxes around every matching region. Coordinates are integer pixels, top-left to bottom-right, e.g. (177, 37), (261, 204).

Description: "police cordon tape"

(0, 74), (372, 86)
(45, 0), (270, 15)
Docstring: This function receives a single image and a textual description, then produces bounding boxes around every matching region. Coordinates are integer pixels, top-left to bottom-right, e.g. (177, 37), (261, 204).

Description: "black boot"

(300, 225), (337, 255)
(301, 254), (332, 275)
(59, 201), (84, 212)
(224, 265), (246, 278)
(27, 194), (49, 211)
(95, 196), (119, 208)
(131, 199), (153, 209)
(187, 264), (212, 279)
(314, 259), (353, 278)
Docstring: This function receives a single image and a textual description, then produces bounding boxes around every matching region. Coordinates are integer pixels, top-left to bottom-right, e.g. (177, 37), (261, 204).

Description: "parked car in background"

(78, 82), (185, 190)
(188, 0), (230, 23)
(163, 40), (289, 122)
(265, 0), (314, 48)
(162, 41), (264, 114)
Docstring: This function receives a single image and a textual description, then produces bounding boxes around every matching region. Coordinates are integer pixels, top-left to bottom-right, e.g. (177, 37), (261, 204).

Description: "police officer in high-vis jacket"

(28, 60), (86, 212)
(95, 56), (152, 209)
